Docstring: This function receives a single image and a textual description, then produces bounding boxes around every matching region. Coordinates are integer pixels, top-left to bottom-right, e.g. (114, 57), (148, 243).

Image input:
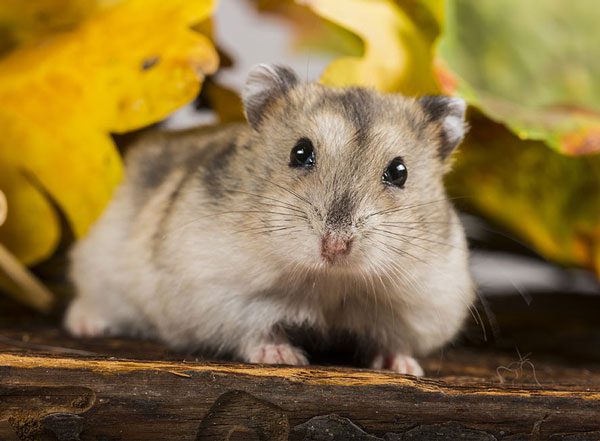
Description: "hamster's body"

(66, 65), (475, 375)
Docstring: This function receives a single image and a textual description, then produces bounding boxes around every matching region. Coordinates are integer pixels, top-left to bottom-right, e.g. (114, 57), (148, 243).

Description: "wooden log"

(2, 351), (600, 441)
(1, 292), (600, 440)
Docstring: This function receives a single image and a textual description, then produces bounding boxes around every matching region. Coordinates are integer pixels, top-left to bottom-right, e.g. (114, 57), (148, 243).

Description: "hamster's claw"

(371, 353), (424, 377)
(247, 343), (309, 366)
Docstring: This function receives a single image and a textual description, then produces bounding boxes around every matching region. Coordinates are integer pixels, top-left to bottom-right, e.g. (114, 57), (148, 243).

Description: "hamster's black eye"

(382, 157), (408, 187)
(289, 138), (315, 168)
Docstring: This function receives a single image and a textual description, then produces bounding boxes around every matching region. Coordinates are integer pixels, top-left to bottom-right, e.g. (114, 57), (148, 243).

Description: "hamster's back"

(124, 123), (245, 208)
(67, 123), (246, 337)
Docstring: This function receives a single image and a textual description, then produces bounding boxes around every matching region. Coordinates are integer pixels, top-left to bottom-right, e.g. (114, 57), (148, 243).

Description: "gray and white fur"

(65, 64), (475, 375)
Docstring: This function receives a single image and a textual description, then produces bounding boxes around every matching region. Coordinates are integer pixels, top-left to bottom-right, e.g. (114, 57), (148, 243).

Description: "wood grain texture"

(1, 350), (600, 441)
(1, 293), (600, 440)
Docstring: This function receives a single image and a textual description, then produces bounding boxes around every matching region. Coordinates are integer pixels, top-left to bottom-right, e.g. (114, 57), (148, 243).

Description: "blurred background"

(0, 0), (599, 364)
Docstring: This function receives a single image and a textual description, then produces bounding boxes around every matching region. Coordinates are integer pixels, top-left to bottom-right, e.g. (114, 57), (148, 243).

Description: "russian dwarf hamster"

(65, 64), (475, 376)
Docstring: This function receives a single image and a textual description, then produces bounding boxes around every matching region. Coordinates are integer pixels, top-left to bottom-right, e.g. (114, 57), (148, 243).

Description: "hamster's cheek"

(271, 229), (321, 264)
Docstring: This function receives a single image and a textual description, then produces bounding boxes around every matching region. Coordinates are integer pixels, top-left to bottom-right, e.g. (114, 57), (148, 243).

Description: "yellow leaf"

(0, 0), (98, 54)
(0, 0), (219, 265)
(301, 0), (439, 95)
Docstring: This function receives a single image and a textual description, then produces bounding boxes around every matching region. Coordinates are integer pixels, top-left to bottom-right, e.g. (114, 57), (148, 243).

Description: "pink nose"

(321, 234), (353, 263)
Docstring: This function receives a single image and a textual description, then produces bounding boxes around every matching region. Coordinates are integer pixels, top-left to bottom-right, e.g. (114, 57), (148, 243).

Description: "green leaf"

(437, 0), (600, 155)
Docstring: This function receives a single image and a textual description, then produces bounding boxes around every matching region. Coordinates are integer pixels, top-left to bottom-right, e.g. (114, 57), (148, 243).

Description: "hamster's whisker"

(373, 241), (416, 284)
(379, 220), (461, 226)
(370, 237), (429, 266)
(364, 198), (449, 219)
(237, 214), (305, 228)
(364, 258), (397, 322)
(359, 263), (380, 322)
(398, 231), (465, 251)
(379, 222), (460, 241)
(244, 201), (306, 215)
(208, 209), (308, 221)
(371, 229), (448, 261)
(368, 242), (425, 307)
(468, 302), (487, 342)
(365, 196), (467, 219)
(246, 201), (302, 215)
(257, 226), (300, 236)
(474, 287), (501, 340)
(367, 200), (447, 218)
(379, 222), (454, 234)
(220, 188), (306, 214)
(267, 226), (303, 235)
(254, 176), (315, 208)
(231, 223), (296, 235)
(356, 265), (379, 320)
(161, 210), (307, 241)
(231, 217), (304, 234)
(373, 227), (463, 251)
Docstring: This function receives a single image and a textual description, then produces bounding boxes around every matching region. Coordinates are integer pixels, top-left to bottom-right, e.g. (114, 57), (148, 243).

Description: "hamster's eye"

(382, 157), (408, 187)
(289, 138), (315, 168)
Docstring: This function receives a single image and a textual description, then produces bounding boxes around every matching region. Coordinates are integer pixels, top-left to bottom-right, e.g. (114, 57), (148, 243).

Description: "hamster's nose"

(321, 234), (353, 264)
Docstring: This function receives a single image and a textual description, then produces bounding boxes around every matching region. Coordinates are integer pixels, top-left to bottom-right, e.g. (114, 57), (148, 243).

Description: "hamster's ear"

(418, 96), (467, 159)
(242, 64), (299, 129)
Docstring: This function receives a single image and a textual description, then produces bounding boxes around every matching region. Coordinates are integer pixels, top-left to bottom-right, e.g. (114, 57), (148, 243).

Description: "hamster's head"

(240, 64), (467, 274)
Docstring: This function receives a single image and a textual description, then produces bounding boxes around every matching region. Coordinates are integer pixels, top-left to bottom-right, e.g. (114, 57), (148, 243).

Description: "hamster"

(65, 64), (475, 376)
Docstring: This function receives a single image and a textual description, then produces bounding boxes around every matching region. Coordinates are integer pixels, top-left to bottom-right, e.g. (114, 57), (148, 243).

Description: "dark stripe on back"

(150, 139), (217, 259)
(339, 88), (373, 146)
(202, 140), (238, 200)
(136, 146), (174, 191)
(151, 168), (194, 260)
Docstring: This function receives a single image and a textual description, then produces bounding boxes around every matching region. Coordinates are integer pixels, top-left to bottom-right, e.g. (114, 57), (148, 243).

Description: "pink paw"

(247, 343), (308, 366)
(371, 353), (424, 376)
(64, 300), (113, 338)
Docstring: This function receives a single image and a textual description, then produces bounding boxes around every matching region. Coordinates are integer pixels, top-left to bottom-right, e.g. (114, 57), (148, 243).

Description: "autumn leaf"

(257, 0), (364, 58)
(434, 0), (600, 274)
(203, 80), (245, 123)
(0, 0), (98, 55)
(0, 0), (218, 265)
(437, 0), (600, 155)
(301, 0), (441, 95)
(448, 113), (600, 276)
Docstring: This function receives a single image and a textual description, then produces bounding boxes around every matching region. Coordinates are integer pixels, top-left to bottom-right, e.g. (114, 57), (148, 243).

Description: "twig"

(0, 189), (54, 312)
(0, 190), (6, 226)
(165, 370), (192, 378)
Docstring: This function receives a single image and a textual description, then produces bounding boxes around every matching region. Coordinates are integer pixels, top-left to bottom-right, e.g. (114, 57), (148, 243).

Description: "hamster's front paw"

(64, 299), (115, 338)
(371, 353), (424, 377)
(246, 343), (309, 366)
